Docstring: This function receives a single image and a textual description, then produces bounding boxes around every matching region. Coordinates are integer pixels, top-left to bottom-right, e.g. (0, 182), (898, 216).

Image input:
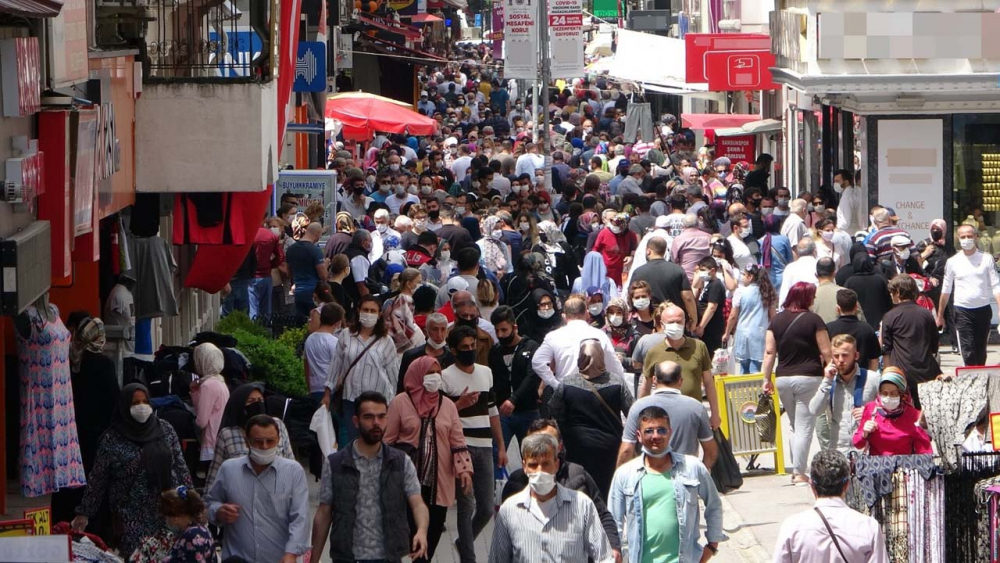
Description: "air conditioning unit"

(1, 221), (52, 316)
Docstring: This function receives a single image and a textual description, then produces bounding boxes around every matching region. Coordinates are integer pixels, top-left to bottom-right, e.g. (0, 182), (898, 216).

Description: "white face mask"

(834, 183), (845, 194)
(376, 223), (388, 234)
(366, 175), (377, 186)
(588, 304), (603, 316)
(423, 373), (443, 393)
(426, 337), (447, 350)
(130, 404), (153, 424)
(511, 185), (522, 194)
(394, 186), (406, 196)
(421, 185), (433, 195)
(880, 395), (901, 411)
(960, 238), (976, 251)
(663, 322), (684, 340)
(609, 225), (622, 235)
(455, 206), (466, 215)
(777, 197), (790, 207)
(439, 250), (451, 261)
(821, 231), (835, 242)
(761, 207), (774, 217)
(538, 309), (555, 320)
(249, 446), (277, 466)
(608, 314), (624, 327)
(519, 222), (530, 232)
(408, 186), (419, 195)
(389, 164), (400, 172)
(415, 219), (427, 230)
(270, 227), (281, 237)
(491, 230), (503, 240)
(359, 313), (379, 328)
(633, 297), (650, 311)
(896, 248), (910, 261)
(641, 445), (671, 459)
(698, 270), (710, 280)
(526, 471), (556, 495)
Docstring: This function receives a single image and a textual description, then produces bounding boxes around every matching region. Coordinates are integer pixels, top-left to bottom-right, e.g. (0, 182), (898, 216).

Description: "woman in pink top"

(189, 343), (230, 463)
(385, 356), (473, 563)
(852, 368), (932, 456)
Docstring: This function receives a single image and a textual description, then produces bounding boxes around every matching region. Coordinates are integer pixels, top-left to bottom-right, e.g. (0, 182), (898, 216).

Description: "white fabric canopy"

(610, 30), (704, 91)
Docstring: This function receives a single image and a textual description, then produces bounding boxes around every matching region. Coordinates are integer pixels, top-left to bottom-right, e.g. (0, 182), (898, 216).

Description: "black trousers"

(954, 305), (992, 367)
(409, 486), (448, 563)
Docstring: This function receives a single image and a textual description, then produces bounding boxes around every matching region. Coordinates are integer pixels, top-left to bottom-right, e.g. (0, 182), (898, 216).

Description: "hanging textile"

(853, 454), (939, 508)
(919, 374), (989, 469)
(128, 236), (179, 320)
(171, 193), (247, 246)
(945, 452), (1000, 563)
(907, 469), (946, 563)
(623, 102), (653, 144)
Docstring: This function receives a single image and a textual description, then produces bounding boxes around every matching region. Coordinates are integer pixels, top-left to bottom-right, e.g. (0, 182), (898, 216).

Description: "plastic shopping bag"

(494, 467), (509, 513)
(712, 345), (735, 376)
(309, 406), (337, 457)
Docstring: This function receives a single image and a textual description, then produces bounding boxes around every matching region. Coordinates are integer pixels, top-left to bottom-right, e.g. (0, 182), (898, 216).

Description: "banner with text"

(876, 119), (943, 240)
(549, 0), (584, 78)
(491, 2), (504, 60)
(504, 0), (537, 79)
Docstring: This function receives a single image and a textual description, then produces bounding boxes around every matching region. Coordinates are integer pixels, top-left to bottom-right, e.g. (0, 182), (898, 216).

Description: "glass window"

(953, 115), (1000, 246)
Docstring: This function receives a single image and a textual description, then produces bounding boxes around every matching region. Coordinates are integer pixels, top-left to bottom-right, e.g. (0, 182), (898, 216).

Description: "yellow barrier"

(714, 373), (785, 475)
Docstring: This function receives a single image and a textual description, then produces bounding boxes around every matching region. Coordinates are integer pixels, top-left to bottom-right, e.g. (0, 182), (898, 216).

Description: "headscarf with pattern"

(479, 216), (508, 275)
(69, 317), (106, 373)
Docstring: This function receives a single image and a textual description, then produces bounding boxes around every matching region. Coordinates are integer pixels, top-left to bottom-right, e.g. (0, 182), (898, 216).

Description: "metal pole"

(538, 0), (551, 187)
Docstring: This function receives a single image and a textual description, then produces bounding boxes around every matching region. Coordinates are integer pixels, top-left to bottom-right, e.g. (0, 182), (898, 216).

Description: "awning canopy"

(610, 30), (691, 90)
(355, 34), (447, 64)
(355, 13), (422, 41)
(0, 0), (62, 17)
(408, 13), (442, 23)
(714, 118), (782, 137)
(326, 91), (439, 140)
(682, 113), (761, 131)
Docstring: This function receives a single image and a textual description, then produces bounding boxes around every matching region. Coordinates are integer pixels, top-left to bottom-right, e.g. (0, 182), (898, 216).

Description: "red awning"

(355, 13), (423, 41)
(0, 0), (62, 17)
(682, 113), (761, 131)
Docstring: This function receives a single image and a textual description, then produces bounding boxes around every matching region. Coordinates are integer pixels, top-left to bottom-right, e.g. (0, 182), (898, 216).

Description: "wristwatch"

(707, 543), (719, 555)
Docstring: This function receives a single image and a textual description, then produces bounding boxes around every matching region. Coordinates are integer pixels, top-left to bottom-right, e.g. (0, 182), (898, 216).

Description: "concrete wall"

(135, 81), (278, 193)
(0, 116), (37, 238)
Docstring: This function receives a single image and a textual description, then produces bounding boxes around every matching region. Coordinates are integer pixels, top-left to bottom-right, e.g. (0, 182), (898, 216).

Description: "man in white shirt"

(304, 304), (343, 400)
(834, 169), (865, 235)
(780, 198), (809, 252)
(774, 450), (888, 563)
(370, 209), (401, 262)
(726, 216), (754, 271)
(779, 238), (820, 306)
(937, 224), (1000, 366)
(514, 143), (545, 177)
(532, 294), (626, 390)
(384, 179), (419, 216)
(451, 144), (474, 183)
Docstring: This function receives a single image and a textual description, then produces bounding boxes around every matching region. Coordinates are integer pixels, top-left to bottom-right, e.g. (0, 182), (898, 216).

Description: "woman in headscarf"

(324, 211), (356, 260)
(852, 368), (932, 456)
(501, 252), (556, 322)
(189, 343), (230, 464)
(834, 242), (869, 286)
(548, 340), (633, 498)
(533, 220), (578, 293)
(385, 357), (473, 563)
(758, 213), (793, 290)
(204, 382), (295, 491)
(51, 317), (119, 525)
(385, 268), (426, 355)
(592, 213), (637, 285)
(72, 384), (192, 557)
(522, 288), (563, 343)
(602, 296), (640, 374)
(572, 250), (620, 302)
(571, 210), (598, 265)
(477, 216), (513, 278)
(844, 249), (891, 330)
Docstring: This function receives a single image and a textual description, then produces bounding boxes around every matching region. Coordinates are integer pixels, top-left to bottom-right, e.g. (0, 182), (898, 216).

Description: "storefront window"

(953, 115), (1000, 244)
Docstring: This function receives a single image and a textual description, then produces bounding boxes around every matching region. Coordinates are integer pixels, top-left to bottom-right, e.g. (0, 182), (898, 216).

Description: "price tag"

(23, 508), (50, 536)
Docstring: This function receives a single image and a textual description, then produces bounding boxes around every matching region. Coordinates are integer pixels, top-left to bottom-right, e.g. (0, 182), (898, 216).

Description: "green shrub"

(276, 326), (308, 357)
(215, 311), (269, 339)
(229, 328), (307, 398)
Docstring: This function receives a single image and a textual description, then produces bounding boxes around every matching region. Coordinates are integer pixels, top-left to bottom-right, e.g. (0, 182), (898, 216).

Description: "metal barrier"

(714, 373), (785, 475)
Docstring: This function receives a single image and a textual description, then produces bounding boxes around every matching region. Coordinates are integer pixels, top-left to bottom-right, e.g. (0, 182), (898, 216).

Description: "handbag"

(330, 337), (380, 416)
(710, 428), (744, 493)
(755, 391), (777, 444)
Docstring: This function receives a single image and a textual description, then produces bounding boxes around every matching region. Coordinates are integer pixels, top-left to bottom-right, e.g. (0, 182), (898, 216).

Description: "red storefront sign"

(4, 150), (44, 208)
(685, 33), (771, 84)
(705, 51), (778, 91)
(0, 37), (41, 117)
(716, 135), (757, 163)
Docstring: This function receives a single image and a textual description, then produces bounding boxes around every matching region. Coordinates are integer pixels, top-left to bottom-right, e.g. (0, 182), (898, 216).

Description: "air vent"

(0, 221), (51, 316)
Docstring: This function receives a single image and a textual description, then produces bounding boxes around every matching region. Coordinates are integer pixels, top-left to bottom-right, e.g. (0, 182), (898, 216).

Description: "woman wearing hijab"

(51, 317), (119, 525)
(477, 216), (513, 278)
(500, 252), (557, 322)
(844, 249), (891, 330)
(204, 382), (295, 491)
(852, 368), (932, 456)
(72, 384), (192, 557)
(592, 213), (638, 285)
(548, 340), (633, 498)
(571, 250), (620, 302)
(533, 220), (579, 293)
(189, 343), (230, 464)
(522, 288), (563, 343)
(758, 214), (793, 290)
(385, 357), (473, 563)
(834, 242), (869, 286)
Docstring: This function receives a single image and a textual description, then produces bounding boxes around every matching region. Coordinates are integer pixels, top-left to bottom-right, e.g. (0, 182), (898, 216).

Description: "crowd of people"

(55, 41), (1000, 563)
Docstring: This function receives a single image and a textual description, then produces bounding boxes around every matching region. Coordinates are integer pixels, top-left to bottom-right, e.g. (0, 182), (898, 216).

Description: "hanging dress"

(15, 304), (86, 497)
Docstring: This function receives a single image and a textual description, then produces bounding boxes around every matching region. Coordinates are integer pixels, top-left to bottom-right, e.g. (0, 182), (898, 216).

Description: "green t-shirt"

(641, 472), (680, 563)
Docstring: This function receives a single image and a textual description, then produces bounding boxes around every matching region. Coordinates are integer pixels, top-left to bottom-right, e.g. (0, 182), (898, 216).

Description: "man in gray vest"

(310, 391), (429, 563)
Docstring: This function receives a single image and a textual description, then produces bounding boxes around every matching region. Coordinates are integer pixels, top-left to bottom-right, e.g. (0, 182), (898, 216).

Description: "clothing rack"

(944, 451), (1000, 562)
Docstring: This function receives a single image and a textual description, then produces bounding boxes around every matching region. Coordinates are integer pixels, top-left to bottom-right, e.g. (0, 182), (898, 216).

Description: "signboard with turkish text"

(492, 2), (504, 59)
(208, 28), (263, 78)
(548, 0), (584, 78)
(592, 0), (618, 20)
(294, 42), (327, 92)
(716, 135), (756, 163)
(705, 51), (778, 91)
(685, 33), (771, 84)
(504, 0), (538, 79)
(0, 519), (33, 537)
(71, 110), (99, 236)
(48, 0), (88, 87)
(90, 55), (136, 220)
(0, 38), (41, 117)
(23, 508), (50, 536)
(276, 170), (337, 226)
(876, 119), (944, 241)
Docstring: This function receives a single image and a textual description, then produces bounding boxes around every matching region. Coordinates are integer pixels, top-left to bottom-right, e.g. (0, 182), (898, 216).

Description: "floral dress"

(77, 421), (192, 558)
(160, 525), (214, 563)
(15, 304), (86, 497)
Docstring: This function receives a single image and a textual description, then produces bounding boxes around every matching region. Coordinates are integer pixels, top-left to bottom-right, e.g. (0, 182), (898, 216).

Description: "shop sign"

(71, 110), (99, 236)
(4, 149), (44, 211)
(389, 0), (419, 16)
(22, 508), (49, 536)
(48, 0), (89, 87)
(592, 0), (617, 20)
(275, 170), (337, 227)
(685, 33), (771, 84)
(208, 28), (263, 78)
(876, 119), (944, 240)
(293, 42), (327, 92)
(548, 0), (584, 79)
(491, 2), (504, 59)
(0, 37), (41, 117)
(716, 135), (756, 163)
(504, 0), (538, 80)
(95, 102), (120, 182)
(705, 51), (778, 91)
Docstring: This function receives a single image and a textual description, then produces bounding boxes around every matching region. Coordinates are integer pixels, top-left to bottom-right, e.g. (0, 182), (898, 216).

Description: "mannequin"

(14, 292), (86, 497)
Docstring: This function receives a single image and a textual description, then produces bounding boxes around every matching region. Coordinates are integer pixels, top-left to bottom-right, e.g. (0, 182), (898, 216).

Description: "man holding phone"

(807, 334), (880, 454)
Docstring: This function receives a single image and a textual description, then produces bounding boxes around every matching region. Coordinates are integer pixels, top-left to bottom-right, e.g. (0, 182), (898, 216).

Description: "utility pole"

(537, 0), (551, 187)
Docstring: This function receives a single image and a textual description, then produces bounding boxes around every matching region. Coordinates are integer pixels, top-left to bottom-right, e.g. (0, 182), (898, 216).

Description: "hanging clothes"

(171, 193), (247, 246)
(918, 374), (989, 469)
(128, 236), (179, 320)
(853, 454), (939, 508)
(14, 303), (87, 497)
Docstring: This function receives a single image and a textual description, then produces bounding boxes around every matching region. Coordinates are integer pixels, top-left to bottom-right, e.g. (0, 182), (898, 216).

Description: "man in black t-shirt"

(694, 256), (727, 357)
(630, 238), (699, 329)
(826, 289), (880, 371)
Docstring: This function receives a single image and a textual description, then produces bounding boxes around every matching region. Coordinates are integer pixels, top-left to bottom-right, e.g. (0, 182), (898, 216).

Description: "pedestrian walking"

(937, 223), (1000, 366)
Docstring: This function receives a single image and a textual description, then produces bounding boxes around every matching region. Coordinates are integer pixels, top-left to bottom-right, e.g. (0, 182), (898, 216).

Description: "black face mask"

(455, 349), (477, 366)
(498, 333), (516, 347)
(242, 400), (266, 426)
(931, 230), (943, 242)
(429, 210), (440, 221)
(456, 316), (478, 329)
(353, 187), (365, 195)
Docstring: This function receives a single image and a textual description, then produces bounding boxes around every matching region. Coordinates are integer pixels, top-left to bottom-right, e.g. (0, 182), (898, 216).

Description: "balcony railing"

(144, 0), (271, 81)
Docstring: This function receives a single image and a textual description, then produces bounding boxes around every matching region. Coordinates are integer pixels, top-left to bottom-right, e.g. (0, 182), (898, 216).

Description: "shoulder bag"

(814, 507), (849, 561)
(330, 336), (380, 416)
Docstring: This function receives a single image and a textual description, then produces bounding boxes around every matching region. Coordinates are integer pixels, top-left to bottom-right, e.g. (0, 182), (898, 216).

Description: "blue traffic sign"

(208, 28), (262, 78)
(294, 42), (327, 92)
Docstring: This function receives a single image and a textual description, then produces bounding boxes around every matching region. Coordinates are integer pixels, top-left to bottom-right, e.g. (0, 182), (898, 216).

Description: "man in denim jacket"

(609, 406), (726, 563)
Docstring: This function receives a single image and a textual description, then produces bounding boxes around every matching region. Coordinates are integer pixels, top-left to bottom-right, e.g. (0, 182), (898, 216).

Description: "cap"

(446, 276), (469, 294)
(885, 207), (900, 220)
(890, 235), (911, 247)
(655, 215), (671, 228)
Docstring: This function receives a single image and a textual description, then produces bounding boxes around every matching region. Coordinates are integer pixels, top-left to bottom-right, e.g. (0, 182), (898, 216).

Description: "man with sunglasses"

(609, 405), (725, 563)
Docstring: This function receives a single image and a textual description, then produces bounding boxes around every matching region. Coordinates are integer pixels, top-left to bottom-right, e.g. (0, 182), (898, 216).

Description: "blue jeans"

(221, 278), (250, 317)
(338, 398), (358, 447)
(500, 411), (539, 450)
(294, 290), (315, 319)
(248, 277), (273, 319)
(740, 358), (762, 375)
(457, 446), (495, 563)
